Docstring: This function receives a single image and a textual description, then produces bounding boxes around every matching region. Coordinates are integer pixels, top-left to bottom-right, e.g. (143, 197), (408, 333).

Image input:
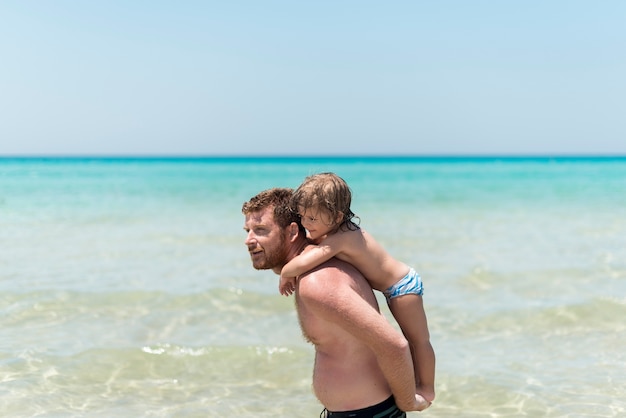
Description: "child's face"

(298, 206), (338, 241)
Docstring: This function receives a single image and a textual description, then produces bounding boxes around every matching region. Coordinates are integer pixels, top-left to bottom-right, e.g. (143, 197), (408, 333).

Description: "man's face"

(243, 205), (290, 272)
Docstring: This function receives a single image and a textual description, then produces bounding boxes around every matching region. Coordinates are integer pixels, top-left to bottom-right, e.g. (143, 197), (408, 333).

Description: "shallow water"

(1, 157), (625, 417)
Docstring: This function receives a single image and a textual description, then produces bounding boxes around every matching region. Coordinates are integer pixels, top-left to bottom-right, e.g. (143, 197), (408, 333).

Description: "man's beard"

(253, 233), (289, 271)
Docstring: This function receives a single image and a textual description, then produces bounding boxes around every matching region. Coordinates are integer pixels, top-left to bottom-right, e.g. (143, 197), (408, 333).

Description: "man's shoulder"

(296, 256), (380, 326)
(298, 258), (366, 299)
(300, 256), (357, 280)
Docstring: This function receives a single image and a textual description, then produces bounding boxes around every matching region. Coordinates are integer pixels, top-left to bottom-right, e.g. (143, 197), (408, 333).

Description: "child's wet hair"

(291, 172), (359, 231)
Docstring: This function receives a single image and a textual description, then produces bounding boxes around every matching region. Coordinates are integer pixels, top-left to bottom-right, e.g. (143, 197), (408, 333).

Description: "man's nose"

(244, 232), (256, 246)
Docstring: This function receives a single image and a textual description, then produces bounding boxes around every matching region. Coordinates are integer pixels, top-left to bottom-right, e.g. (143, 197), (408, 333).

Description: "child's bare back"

(317, 227), (410, 292)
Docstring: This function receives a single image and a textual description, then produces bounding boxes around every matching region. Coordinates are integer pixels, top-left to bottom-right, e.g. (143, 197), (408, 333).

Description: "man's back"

(296, 256), (407, 411)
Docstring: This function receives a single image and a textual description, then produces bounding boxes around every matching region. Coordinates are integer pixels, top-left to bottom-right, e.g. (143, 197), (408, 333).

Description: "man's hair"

(242, 188), (305, 232)
(291, 172), (358, 230)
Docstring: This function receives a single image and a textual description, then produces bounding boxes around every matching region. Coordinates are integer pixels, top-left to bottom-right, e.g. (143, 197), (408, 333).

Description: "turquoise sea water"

(1, 156), (625, 417)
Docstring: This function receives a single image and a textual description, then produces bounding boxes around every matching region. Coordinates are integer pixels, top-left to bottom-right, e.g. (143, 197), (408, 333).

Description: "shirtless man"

(242, 188), (428, 416)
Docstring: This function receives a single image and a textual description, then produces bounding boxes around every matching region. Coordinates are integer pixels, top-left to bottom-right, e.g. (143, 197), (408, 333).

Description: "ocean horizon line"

(2, 154), (626, 163)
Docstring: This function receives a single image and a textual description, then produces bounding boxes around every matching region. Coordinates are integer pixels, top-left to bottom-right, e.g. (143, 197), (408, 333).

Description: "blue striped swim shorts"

(382, 268), (424, 301)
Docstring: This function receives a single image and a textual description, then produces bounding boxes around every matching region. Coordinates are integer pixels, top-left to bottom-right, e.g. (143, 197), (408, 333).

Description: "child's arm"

(282, 242), (337, 278)
(278, 238), (343, 296)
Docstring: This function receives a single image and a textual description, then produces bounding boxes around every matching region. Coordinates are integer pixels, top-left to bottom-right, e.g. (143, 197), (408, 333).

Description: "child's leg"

(388, 294), (436, 402)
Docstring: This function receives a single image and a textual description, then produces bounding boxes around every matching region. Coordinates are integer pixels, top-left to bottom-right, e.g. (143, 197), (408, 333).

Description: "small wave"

(0, 288), (305, 358)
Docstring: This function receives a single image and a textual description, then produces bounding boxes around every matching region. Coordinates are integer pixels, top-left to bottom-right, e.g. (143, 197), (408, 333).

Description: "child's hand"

(279, 275), (296, 296)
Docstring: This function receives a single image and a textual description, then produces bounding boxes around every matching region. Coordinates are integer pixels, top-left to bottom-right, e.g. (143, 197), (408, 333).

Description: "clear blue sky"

(1, 1), (625, 156)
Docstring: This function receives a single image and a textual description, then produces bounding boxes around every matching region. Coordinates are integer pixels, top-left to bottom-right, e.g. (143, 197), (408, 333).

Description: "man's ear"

(288, 222), (299, 241)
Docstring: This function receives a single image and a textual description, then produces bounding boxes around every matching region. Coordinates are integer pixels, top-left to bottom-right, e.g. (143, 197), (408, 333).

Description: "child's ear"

(335, 212), (344, 225)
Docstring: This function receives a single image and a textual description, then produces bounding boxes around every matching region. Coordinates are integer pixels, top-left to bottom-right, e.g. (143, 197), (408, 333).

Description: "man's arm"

(298, 266), (420, 411)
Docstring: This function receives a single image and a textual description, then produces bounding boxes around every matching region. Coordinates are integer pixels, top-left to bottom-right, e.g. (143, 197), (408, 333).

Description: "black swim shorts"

(320, 396), (406, 418)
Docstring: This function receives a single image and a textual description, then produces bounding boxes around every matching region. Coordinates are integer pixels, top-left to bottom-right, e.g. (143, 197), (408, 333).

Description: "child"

(280, 172), (436, 406)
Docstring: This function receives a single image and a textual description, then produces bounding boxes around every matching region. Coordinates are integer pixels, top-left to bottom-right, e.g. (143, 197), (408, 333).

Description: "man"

(242, 188), (427, 417)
